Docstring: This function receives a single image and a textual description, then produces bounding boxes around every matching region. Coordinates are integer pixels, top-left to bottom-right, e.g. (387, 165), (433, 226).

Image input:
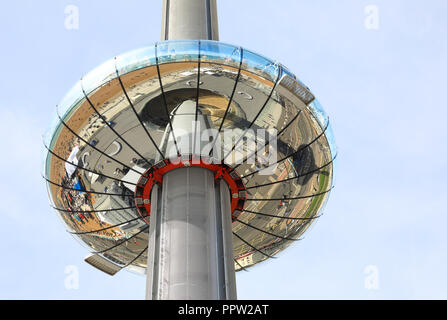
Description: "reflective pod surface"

(43, 40), (336, 274)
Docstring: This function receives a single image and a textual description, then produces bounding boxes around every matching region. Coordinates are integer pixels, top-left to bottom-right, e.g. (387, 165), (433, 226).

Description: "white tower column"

(161, 0), (219, 40)
(146, 169), (236, 300)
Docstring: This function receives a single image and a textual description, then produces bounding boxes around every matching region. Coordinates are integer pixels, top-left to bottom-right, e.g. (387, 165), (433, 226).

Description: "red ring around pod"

(134, 155), (246, 224)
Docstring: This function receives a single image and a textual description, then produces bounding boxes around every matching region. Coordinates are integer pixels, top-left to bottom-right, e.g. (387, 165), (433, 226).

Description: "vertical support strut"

(146, 167), (236, 300)
(161, 0), (219, 40)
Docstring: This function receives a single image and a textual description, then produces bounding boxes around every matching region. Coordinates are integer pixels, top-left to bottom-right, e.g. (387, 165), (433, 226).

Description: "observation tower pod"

(43, 0), (336, 300)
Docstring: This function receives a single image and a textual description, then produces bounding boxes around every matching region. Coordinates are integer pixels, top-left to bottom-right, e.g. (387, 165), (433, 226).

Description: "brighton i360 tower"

(43, 0), (336, 300)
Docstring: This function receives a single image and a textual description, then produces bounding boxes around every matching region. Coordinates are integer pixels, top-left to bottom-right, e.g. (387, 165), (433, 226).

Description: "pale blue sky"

(1, 0), (446, 299)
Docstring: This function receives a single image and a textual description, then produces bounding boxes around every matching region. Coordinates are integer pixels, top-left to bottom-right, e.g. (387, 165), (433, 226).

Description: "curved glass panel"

(82, 58), (117, 95)
(115, 46), (157, 76)
(40, 143), (48, 177)
(324, 123), (337, 159)
(57, 81), (84, 120)
(200, 41), (241, 68)
(114, 67), (166, 161)
(43, 108), (62, 148)
(157, 40), (200, 64)
(44, 179), (56, 207)
(242, 49), (279, 82)
(115, 46), (166, 161)
(99, 229), (149, 267)
(328, 149), (338, 186)
(197, 42), (242, 148)
(308, 99), (329, 128)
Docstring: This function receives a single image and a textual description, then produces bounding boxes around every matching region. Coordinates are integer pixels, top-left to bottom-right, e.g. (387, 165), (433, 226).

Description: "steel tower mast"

(146, 0), (236, 300)
(161, 0), (219, 41)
